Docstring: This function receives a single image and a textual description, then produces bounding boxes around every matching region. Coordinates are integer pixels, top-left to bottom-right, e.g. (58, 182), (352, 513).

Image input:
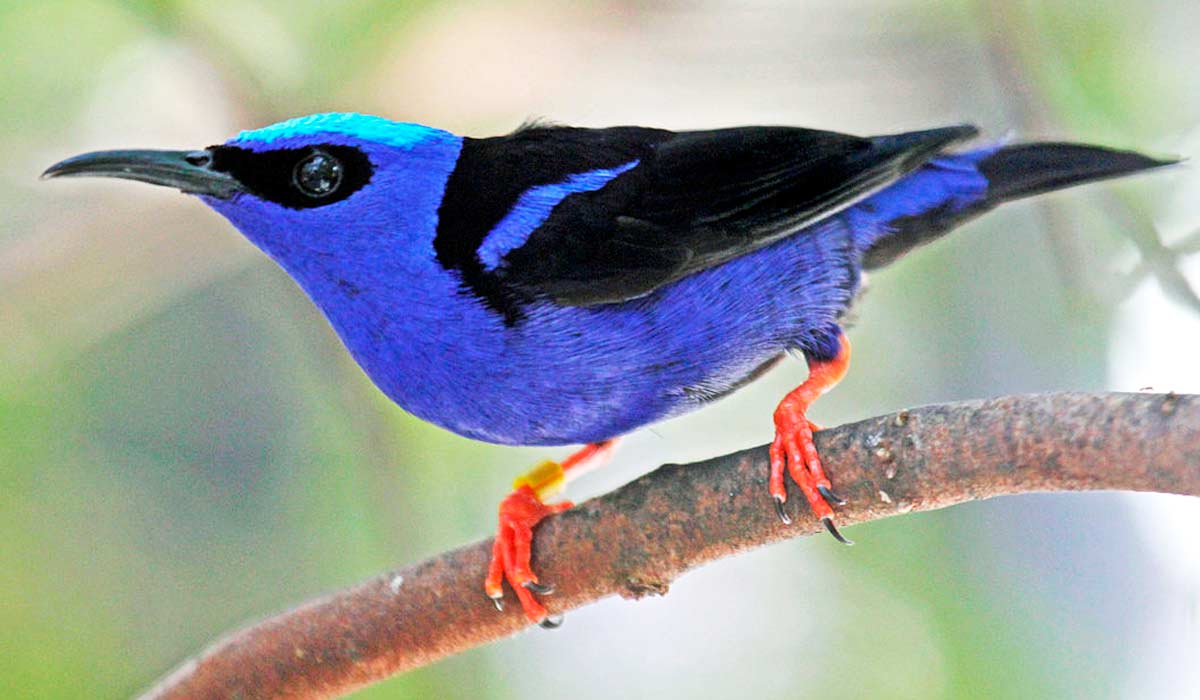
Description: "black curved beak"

(41, 149), (241, 199)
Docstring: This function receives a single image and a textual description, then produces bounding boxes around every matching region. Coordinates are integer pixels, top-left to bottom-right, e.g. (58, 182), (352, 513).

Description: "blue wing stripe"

(478, 160), (640, 270)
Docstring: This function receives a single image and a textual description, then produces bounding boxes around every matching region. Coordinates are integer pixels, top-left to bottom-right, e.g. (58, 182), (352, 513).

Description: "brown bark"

(139, 392), (1200, 700)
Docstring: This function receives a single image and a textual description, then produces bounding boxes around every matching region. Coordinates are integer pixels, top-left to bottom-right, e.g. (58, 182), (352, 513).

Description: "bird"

(43, 113), (1174, 627)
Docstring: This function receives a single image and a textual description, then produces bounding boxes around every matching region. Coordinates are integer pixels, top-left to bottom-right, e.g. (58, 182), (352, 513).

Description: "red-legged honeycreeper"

(43, 114), (1175, 627)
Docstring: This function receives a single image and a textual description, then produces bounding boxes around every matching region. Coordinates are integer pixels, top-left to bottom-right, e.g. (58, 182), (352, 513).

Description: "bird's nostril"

(185, 151), (212, 167)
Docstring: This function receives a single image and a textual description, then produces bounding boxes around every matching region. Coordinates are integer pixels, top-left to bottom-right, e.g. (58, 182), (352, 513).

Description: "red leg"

(769, 334), (853, 544)
(485, 439), (617, 627)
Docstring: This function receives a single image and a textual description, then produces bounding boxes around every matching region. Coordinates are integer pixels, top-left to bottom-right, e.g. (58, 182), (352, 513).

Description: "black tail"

(978, 142), (1174, 202)
(862, 142), (1177, 270)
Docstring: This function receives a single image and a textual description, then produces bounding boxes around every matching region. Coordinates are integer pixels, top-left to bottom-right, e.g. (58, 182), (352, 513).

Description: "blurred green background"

(3, 1), (1198, 698)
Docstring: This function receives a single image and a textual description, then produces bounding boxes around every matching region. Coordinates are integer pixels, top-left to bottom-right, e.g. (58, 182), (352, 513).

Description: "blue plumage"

(190, 119), (991, 445)
(846, 150), (994, 249)
(236, 112), (446, 149)
(204, 118), (900, 444)
(43, 112), (1172, 625)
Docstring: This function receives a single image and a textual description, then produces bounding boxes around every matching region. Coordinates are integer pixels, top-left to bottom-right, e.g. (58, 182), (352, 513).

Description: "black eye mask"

(208, 144), (374, 209)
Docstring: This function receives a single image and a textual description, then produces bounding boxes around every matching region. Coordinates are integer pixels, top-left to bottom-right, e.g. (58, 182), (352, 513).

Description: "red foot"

(486, 485), (573, 627)
(485, 440), (617, 627)
(769, 334), (853, 544)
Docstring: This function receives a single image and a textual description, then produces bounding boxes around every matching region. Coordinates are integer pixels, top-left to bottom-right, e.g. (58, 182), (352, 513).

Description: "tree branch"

(139, 392), (1200, 700)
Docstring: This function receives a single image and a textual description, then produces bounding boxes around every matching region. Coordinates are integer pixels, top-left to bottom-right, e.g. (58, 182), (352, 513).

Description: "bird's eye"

(292, 151), (344, 198)
(208, 143), (371, 209)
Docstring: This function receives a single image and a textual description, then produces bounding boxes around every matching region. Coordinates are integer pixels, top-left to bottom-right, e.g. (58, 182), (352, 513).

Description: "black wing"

(435, 123), (978, 314)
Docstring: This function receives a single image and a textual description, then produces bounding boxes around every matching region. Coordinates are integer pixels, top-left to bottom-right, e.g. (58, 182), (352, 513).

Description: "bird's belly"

(386, 329), (787, 447)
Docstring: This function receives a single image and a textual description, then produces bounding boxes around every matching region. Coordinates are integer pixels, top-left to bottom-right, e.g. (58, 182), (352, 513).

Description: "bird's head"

(43, 113), (464, 278)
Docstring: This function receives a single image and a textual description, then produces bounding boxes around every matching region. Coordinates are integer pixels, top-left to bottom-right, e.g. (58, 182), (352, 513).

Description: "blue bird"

(44, 113), (1173, 626)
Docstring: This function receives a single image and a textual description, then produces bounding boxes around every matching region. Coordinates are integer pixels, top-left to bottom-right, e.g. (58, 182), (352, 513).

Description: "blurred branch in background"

(980, 0), (1200, 316)
(140, 392), (1200, 700)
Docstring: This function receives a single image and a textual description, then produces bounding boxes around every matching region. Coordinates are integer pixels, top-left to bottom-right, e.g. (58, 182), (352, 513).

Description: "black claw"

(538, 614), (563, 629)
(490, 596), (504, 612)
(821, 516), (854, 545)
(817, 484), (847, 507)
(773, 496), (792, 525)
(523, 580), (555, 595)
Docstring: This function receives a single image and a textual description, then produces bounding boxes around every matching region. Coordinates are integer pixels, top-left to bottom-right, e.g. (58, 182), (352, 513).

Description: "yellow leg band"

(513, 460), (566, 500)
